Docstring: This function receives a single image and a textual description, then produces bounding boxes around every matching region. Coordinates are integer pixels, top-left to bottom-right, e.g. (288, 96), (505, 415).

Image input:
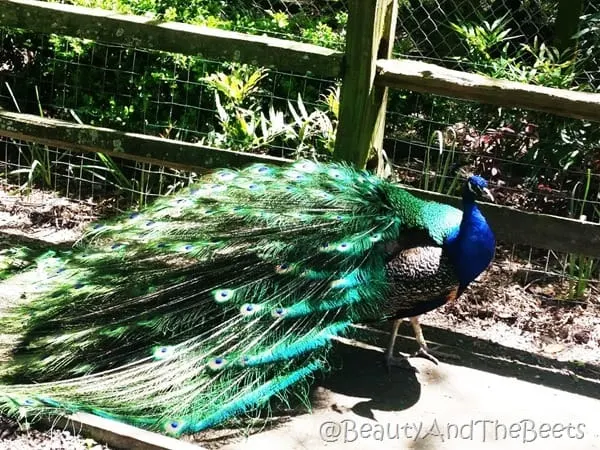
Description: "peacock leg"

(410, 316), (439, 365)
(384, 319), (415, 370)
(410, 316), (461, 364)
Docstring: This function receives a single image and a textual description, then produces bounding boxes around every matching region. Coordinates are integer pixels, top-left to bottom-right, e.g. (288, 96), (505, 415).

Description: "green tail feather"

(0, 160), (462, 434)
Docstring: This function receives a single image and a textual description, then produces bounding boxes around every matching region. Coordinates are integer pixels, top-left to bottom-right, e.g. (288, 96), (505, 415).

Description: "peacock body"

(0, 159), (495, 435)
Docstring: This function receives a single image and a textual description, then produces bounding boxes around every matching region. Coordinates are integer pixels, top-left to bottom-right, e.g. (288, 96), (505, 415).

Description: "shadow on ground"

(358, 321), (600, 400)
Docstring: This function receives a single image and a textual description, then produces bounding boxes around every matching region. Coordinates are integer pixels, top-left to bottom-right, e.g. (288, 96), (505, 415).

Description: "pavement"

(196, 324), (600, 450)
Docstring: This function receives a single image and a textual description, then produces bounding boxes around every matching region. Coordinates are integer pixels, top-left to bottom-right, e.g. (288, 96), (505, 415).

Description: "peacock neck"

(446, 194), (495, 292)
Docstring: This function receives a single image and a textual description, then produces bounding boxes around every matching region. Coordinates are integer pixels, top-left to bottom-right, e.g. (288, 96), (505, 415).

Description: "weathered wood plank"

(50, 412), (203, 450)
(403, 186), (600, 258)
(333, 0), (397, 168)
(376, 58), (600, 123)
(0, 0), (343, 79)
(1, 110), (599, 257)
(0, 110), (288, 171)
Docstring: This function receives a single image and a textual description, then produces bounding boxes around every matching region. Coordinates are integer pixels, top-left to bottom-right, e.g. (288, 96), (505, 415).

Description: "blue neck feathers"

(445, 187), (496, 293)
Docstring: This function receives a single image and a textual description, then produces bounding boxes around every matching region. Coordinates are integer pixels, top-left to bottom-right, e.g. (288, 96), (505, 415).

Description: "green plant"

(450, 16), (583, 89)
(565, 168), (597, 300)
(201, 65), (338, 158)
(6, 83), (53, 192)
(421, 129), (460, 195)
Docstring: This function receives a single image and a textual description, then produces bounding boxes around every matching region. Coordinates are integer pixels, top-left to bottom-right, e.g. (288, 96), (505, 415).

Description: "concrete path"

(198, 324), (600, 450)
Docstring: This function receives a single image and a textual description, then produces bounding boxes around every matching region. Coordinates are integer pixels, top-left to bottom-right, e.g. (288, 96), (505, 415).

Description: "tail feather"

(0, 160), (455, 433)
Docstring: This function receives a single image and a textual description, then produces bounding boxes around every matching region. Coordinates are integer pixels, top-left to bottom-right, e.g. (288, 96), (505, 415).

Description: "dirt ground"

(1, 184), (599, 449)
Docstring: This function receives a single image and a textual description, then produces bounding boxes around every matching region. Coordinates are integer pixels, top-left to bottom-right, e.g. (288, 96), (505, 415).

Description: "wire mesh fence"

(0, 0), (599, 299)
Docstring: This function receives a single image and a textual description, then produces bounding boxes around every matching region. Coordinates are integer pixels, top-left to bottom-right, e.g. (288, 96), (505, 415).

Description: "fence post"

(333, 0), (398, 169)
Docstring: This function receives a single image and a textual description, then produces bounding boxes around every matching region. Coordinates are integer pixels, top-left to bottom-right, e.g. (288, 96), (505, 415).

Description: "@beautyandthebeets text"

(318, 418), (586, 443)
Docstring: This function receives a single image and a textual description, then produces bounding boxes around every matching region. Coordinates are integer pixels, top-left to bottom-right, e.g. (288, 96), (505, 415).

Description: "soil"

(2, 183), (598, 366)
(0, 182), (599, 448)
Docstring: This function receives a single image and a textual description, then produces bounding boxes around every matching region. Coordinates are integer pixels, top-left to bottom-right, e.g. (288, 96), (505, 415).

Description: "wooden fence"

(1, 0), (600, 258)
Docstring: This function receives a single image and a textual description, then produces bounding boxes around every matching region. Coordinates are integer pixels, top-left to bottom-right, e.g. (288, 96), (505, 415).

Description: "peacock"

(0, 159), (495, 436)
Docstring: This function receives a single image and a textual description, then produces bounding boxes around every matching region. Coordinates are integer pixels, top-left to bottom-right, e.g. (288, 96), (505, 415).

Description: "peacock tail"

(0, 159), (466, 435)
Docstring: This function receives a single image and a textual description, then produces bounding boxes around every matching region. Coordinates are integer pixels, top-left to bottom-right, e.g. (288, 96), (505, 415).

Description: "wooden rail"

(50, 413), (203, 450)
(2, 110), (600, 258)
(0, 110), (288, 171)
(376, 58), (600, 123)
(0, 0), (343, 79)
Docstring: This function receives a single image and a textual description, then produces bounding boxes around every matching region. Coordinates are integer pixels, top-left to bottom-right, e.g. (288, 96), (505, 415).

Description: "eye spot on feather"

(240, 303), (261, 316)
(208, 184), (227, 193)
(328, 169), (343, 179)
(180, 244), (194, 252)
(208, 357), (226, 370)
(294, 160), (317, 172)
(275, 263), (293, 274)
(129, 212), (140, 219)
(74, 282), (84, 289)
(111, 243), (125, 250)
(22, 398), (35, 406)
(213, 289), (234, 303)
(369, 233), (382, 242)
(165, 420), (184, 434)
(271, 307), (286, 318)
(92, 224), (103, 229)
(319, 242), (331, 251)
(318, 191), (333, 201)
(56, 268), (65, 273)
(250, 165), (271, 175)
(157, 242), (167, 249)
(337, 242), (351, 252)
(216, 170), (237, 181)
(153, 345), (175, 360)
(145, 220), (155, 227)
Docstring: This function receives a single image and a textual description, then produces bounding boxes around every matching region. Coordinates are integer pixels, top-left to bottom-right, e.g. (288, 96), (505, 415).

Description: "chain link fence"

(0, 0), (599, 298)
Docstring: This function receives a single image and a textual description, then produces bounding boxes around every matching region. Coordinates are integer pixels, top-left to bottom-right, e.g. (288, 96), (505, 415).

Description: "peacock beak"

(481, 187), (494, 202)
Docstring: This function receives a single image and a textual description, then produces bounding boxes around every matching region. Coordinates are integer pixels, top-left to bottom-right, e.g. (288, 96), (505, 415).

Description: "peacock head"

(464, 175), (494, 203)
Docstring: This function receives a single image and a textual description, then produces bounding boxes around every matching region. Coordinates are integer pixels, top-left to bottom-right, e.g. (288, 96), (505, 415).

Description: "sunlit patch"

(213, 289), (234, 303)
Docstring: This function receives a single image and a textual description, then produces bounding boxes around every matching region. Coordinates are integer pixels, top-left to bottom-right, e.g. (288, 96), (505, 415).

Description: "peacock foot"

(412, 344), (460, 364)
